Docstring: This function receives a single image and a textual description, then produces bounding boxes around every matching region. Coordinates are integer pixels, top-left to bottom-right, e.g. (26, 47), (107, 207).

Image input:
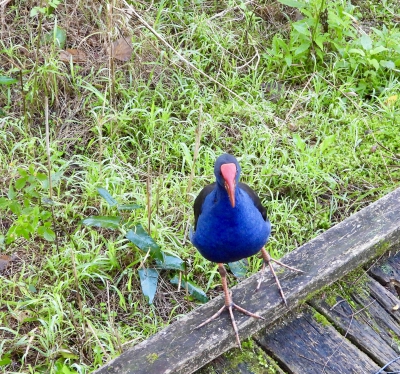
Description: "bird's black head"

(214, 153), (241, 207)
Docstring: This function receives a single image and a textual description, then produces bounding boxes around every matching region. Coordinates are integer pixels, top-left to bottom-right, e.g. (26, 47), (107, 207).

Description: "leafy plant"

(43, 26), (67, 49)
(0, 76), (18, 85)
(270, 0), (400, 94)
(30, 0), (62, 17)
(82, 188), (207, 304)
(271, 0), (332, 66)
(0, 166), (56, 244)
(339, 26), (400, 92)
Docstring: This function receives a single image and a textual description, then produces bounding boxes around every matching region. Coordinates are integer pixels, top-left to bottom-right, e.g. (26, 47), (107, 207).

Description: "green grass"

(1, 0), (400, 373)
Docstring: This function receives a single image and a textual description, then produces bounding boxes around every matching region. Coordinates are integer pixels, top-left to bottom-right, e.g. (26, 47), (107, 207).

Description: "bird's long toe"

(257, 247), (303, 305)
(196, 302), (263, 349)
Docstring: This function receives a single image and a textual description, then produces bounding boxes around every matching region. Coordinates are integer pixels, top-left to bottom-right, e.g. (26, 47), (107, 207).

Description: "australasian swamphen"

(190, 153), (302, 347)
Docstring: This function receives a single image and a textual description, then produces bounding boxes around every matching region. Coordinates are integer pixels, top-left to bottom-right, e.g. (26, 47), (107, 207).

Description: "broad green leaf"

(14, 224), (32, 240)
(57, 349), (79, 360)
(380, 60), (395, 69)
(138, 268), (159, 304)
(292, 133), (306, 151)
(38, 226), (56, 241)
(156, 254), (184, 271)
(370, 45), (388, 55)
(43, 26), (66, 49)
(0, 197), (10, 210)
(294, 41), (311, 55)
(314, 35), (325, 51)
(349, 48), (365, 56)
(228, 259), (248, 278)
(40, 211), (52, 220)
(0, 355), (11, 366)
(277, 0), (306, 8)
(319, 135), (336, 154)
(275, 37), (289, 52)
(55, 361), (79, 374)
(47, 0), (62, 16)
(17, 168), (27, 178)
(0, 76), (18, 85)
(315, 46), (324, 61)
(292, 23), (309, 36)
(117, 204), (142, 211)
(170, 275), (208, 303)
(15, 177), (27, 190)
(81, 216), (121, 229)
(126, 224), (163, 261)
(28, 284), (37, 293)
(97, 187), (118, 206)
(39, 170), (63, 189)
(30, 6), (44, 17)
(368, 58), (380, 70)
(9, 201), (22, 215)
(54, 26), (67, 49)
(371, 27), (384, 38)
(359, 34), (372, 51)
(36, 172), (48, 182)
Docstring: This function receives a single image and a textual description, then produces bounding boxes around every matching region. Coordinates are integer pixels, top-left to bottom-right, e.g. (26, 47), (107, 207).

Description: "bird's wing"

(193, 182), (216, 230)
(238, 182), (268, 221)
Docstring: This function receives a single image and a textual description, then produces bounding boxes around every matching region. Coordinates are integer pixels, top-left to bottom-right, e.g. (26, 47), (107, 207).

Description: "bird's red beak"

(220, 163), (236, 208)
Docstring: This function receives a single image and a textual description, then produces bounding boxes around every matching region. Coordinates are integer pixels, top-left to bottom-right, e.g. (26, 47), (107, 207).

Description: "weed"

(0, 165), (56, 244)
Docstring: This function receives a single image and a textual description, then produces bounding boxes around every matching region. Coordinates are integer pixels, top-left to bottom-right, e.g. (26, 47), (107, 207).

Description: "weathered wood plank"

(196, 343), (287, 374)
(94, 188), (400, 374)
(369, 250), (400, 296)
(311, 294), (400, 371)
(367, 278), (400, 323)
(255, 308), (380, 374)
(353, 277), (400, 354)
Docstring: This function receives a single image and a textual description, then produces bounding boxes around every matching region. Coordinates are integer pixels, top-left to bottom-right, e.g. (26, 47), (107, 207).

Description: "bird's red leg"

(196, 263), (264, 348)
(257, 247), (303, 305)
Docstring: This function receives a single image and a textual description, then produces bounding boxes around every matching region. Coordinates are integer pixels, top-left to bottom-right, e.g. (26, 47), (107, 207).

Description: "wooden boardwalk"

(94, 187), (400, 374)
(199, 251), (400, 373)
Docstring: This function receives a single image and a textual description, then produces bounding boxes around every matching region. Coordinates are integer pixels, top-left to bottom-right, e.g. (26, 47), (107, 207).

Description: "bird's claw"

(196, 303), (264, 349)
(259, 247), (303, 306)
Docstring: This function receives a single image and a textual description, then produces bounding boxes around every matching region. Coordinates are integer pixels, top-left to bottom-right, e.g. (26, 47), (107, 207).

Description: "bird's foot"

(268, 257), (304, 273)
(257, 248), (304, 306)
(196, 302), (264, 348)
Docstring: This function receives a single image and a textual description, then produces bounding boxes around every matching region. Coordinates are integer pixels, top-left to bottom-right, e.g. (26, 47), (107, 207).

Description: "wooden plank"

(353, 277), (400, 353)
(93, 188), (400, 374)
(367, 278), (400, 324)
(196, 344), (287, 374)
(311, 292), (400, 371)
(369, 250), (400, 296)
(255, 307), (380, 374)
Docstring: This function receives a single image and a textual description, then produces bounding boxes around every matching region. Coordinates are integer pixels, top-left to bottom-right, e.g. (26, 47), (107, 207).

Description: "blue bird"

(191, 154), (301, 347)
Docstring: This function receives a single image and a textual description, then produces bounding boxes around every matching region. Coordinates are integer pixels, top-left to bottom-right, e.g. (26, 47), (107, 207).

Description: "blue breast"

(191, 185), (271, 263)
